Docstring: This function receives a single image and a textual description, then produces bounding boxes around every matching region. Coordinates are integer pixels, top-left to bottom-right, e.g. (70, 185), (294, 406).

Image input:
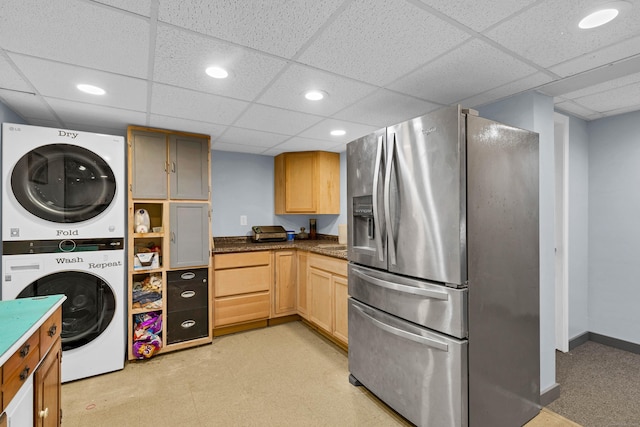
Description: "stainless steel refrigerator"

(347, 105), (540, 427)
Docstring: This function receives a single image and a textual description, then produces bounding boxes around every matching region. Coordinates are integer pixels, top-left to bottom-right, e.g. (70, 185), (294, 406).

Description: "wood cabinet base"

(301, 319), (348, 352)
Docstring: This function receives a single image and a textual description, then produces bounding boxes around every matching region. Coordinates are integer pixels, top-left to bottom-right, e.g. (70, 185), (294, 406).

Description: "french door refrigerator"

(347, 105), (540, 427)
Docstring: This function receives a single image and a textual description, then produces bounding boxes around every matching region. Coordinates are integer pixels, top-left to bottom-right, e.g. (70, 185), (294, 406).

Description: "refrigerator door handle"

(352, 303), (449, 351)
(352, 267), (449, 300)
(372, 135), (384, 261)
(384, 132), (396, 266)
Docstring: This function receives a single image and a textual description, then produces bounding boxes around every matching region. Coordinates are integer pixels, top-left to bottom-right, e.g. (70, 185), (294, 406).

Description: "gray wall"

(210, 150), (346, 237)
(588, 110), (640, 344)
(479, 91), (557, 395)
(566, 114), (589, 339)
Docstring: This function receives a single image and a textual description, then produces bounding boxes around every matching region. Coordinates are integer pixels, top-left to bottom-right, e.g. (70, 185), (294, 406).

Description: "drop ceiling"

(1, 0), (639, 155)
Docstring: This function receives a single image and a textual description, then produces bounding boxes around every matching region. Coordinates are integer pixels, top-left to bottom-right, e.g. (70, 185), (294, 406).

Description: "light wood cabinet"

(274, 151), (340, 214)
(308, 267), (333, 333)
(213, 252), (272, 327)
(127, 126), (213, 360)
(296, 251), (309, 319)
(308, 253), (349, 346)
(273, 251), (297, 317)
(34, 338), (61, 427)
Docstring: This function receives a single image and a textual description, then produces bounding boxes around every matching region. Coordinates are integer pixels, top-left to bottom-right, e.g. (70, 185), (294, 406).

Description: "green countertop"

(0, 295), (66, 366)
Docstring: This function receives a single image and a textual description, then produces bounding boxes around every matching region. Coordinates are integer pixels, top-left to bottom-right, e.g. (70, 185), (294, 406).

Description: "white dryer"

(1, 123), (125, 241)
(2, 238), (125, 382)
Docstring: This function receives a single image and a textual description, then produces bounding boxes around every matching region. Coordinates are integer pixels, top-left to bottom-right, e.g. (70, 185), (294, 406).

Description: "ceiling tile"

(416, 0), (538, 32)
(257, 64), (377, 116)
(9, 54), (148, 111)
(91, 0), (152, 16)
(0, 55), (33, 92)
(153, 25), (288, 101)
(549, 35), (640, 78)
(297, 118), (378, 143)
(158, 0), (345, 58)
(461, 72), (554, 108)
(485, 0), (640, 68)
(263, 136), (345, 155)
(561, 72), (640, 100)
(148, 114), (227, 138)
(233, 104), (323, 135)
(0, 90), (57, 123)
(212, 142), (272, 155)
(297, 0), (470, 86)
(571, 82), (640, 114)
(333, 89), (441, 127)
(554, 100), (601, 120)
(150, 84), (249, 125)
(214, 127), (290, 148)
(389, 39), (539, 104)
(0, 0), (150, 78)
(45, 97), (147, 135)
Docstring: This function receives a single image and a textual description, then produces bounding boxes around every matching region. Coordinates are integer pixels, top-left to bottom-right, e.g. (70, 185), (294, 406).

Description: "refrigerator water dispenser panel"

(353, 195), (375, 241)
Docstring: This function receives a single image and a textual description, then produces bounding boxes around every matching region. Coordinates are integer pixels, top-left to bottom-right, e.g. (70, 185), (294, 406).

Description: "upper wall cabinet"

(274, 151), (340, 215)
(130, 128), (209, 200)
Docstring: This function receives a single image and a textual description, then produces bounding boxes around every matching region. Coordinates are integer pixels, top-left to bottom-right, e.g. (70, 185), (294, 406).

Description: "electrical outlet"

(240, 215), (247, 226)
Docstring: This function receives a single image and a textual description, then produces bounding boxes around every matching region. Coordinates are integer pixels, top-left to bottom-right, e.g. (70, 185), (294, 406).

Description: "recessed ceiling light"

(578, 1), (629, 29)
(206, 66), (229, 79)
(330, 129), (346, 136)
(77, 84), (105, 95)
(305, 90), (326, 101)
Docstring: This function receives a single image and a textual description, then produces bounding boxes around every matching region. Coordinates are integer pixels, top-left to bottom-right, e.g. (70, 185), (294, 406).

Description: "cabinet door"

(296, 251), (308, 319)
(169, 203), (209, 268)
(333, 275), (349, 345)
(308, 267), (332, 333)
(273, 251), (296, 317)
(34, 338), (61, 427)
(130, 130), (168, 199)
(285, 152), (316, 213)
(169, 135), (209, 200)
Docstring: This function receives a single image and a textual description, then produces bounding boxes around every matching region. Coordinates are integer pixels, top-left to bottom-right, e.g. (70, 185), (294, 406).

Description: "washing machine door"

(17, 271), (116, 351)
(11, 144), (117, 223)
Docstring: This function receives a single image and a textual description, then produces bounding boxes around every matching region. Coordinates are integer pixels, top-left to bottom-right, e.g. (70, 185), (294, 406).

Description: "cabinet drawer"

(39, 306), (62, 356)
(214, 292), (270, 327)
(215, 265), (271, 297)
(2, 347), (40, 406)
(167, 269), (209, 311)
(3, 332), (39, 381)
(167, 307), (209, 345)
(214, 251), (270, 269)
(309, 254), (347, 277)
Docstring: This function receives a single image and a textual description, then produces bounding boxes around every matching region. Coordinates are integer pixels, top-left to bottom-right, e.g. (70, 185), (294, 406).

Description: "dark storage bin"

(167, 307), (209, 344)
(167, 268), (208, 312)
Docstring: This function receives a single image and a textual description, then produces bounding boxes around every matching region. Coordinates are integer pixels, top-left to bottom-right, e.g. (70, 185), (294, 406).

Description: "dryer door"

(11, 144), (117, 223)
(17, 271), (116, 351)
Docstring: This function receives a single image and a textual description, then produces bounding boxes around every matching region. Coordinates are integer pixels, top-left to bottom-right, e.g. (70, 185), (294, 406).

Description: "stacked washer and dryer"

(1, 123), (126, 382)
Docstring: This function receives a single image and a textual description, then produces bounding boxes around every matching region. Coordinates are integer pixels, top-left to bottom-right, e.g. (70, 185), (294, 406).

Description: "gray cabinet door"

(131, 130), (168, 199)
(169, 135), (209, 200)
(169, 203), (209, 268)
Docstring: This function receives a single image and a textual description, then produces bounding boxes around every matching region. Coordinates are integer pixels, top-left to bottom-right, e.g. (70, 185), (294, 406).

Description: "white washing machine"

(2, 238), (125, 382)
(1, 123), (125, 241)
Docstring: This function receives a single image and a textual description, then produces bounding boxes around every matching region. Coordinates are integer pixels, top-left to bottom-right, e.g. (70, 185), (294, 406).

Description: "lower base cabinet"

(213, 252), (272, 327)
(308, 253), (349, 346)
(35, 337), (61, 427)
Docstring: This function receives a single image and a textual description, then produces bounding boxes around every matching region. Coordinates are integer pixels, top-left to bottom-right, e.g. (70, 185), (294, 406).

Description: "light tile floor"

(62, 321), (578, 426)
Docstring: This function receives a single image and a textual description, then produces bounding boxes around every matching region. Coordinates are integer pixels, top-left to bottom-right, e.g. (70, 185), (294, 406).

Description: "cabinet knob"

(39, 408), (49, 419)
(48, 324), (58, 337)
(180, 290), (196, 298)
(20, 343), (30, 358)
(19, 366), (30, 381)
(181, 320), (196, 329)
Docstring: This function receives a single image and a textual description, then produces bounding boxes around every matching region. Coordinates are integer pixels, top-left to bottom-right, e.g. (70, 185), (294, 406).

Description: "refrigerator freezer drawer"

(349, 298), (468, 427)
(348, 263), (467, 338)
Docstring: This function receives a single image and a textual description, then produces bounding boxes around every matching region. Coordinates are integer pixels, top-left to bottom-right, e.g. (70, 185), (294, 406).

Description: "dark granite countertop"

(212, 235), (347, 260)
